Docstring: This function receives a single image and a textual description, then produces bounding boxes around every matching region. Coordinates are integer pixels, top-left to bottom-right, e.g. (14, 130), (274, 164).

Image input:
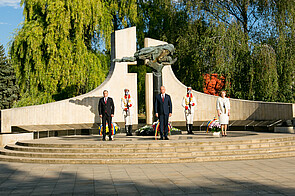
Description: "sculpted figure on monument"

(113, 44), (177, 73)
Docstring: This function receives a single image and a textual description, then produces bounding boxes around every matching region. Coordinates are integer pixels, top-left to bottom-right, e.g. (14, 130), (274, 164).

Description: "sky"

(0, 0), (24, 55)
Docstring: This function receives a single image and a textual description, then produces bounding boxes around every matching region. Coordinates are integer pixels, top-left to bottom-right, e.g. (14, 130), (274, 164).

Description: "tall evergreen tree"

(0, 44), (19, 109)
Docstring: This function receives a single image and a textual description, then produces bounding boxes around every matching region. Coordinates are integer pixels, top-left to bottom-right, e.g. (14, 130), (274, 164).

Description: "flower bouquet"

(135, 125), (154, 136)
(206, 117), (221, 136)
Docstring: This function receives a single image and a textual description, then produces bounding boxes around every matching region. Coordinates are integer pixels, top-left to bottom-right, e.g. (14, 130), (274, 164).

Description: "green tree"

(252, 44), (278, 101)
(270, 0), (295, 102)
(0, 44), (19, 109)
(200, 0), (294, 102)
(11, 0), (137, 107)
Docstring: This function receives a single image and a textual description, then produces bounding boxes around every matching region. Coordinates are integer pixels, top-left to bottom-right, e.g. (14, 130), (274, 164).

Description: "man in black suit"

(155, 86), (172, 140)
(98, 90), (115, 141)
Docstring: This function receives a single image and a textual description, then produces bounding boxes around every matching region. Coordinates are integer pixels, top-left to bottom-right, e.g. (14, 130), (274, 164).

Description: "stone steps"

(15, 136), (295, 148)
(0, 151), (295, 164)
(0, 134), (295, 164)
(4, 140), (295, 153)
(1, 146), (295, 159)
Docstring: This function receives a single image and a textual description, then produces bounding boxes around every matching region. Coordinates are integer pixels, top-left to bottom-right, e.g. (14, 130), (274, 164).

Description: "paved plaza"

(0, 157), (294, 196)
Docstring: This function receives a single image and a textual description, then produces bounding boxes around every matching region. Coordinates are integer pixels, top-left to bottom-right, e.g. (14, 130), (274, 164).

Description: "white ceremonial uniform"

(182, 94), (197, 124)
(121, 95), (134, 125)
(216, 97), (230, 124)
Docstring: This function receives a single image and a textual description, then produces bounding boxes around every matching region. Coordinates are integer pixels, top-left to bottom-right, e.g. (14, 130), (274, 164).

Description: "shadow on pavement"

(0, 161), (294, 196)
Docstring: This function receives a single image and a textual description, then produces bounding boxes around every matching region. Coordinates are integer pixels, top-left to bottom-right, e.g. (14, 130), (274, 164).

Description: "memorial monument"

(0, 26), (294, 142)
(114, 43), (177, 121)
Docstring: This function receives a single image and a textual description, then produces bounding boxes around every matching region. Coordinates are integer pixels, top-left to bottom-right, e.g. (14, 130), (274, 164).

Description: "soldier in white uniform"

(216, 90), (230, 136)
(121, 89), (134, 136)
(182, 87), (197, 134)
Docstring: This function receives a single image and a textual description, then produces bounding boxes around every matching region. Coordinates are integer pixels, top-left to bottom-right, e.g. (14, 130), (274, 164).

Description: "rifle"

(126, 96), (130, 114)
(188, 95), (192, 114)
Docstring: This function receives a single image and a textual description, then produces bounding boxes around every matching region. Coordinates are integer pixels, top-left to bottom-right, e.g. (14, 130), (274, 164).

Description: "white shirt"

(161, 93), (165, 99)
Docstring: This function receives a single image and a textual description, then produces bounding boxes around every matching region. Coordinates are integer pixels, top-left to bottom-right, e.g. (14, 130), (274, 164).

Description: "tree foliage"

(0, 44), (19, 109)
(11, 0), (137, 107)
(10, 0), (294, 110)
(136, 0), (294, 103)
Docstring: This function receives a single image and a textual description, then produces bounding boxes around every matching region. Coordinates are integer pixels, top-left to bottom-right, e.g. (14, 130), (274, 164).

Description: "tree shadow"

(69, 96), (102, 124)
(0, 161), (294, 195)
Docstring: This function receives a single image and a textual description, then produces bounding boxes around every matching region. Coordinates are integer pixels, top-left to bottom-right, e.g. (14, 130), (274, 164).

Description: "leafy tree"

(10, 0), (295, 110)
(0, 44), (19, 109)
(11, 0), (137, 107)
(252, 44), (278, 101)
(200, 0), (294, 102)
(269, 0), (295, 102)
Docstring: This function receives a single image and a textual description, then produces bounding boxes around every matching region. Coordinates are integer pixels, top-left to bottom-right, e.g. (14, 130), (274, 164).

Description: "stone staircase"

(0, 133), (295, 164)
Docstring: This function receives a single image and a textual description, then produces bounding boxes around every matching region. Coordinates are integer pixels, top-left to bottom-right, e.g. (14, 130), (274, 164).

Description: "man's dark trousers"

(159, 114), (169, 138)
(102, 114), (112, 139)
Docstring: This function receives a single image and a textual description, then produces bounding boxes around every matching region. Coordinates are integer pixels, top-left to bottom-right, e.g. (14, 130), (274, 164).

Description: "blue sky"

(0, 0), (24, 55)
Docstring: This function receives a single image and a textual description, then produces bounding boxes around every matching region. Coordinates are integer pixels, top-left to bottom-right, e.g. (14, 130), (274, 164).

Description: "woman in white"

(216, 91), (230, 136)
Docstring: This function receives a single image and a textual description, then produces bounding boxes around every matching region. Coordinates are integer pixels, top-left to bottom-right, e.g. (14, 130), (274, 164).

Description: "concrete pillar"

(145, 73), (153, 125)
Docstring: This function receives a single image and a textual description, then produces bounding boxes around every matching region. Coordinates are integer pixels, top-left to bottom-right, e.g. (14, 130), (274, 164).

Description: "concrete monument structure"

(1, 26), (294, 136)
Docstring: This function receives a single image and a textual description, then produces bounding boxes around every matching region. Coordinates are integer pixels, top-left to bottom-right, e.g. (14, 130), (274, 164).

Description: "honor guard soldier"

(182, 87), (197, 134)
(121, 89), (134, 136)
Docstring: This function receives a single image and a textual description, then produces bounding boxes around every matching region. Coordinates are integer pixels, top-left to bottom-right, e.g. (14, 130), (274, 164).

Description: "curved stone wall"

(163, 64), (294, 122)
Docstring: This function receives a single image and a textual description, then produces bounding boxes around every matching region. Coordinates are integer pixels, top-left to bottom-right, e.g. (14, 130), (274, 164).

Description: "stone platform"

(0, 131), (295, 164)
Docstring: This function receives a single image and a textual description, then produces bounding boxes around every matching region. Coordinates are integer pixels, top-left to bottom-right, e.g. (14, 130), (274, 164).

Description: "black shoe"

(109, 137), (112, 141)
(159, 137), (164, 140)
(125, 126), (129, 136)
(165, 137), (169, 140)
(128, 125), (133, 136)
(189, 125), (194, 134)
(186, 124), (190, 134)
(102, 138), (106, 141)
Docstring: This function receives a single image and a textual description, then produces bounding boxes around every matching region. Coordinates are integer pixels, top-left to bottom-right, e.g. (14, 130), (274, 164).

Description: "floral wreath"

(98, 122), (118, 135)
(153, 120), (172, 136)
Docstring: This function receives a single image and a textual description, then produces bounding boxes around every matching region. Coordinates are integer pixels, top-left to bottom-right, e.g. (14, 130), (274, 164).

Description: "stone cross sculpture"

(114, 43), (177, 121)
(113, 44), (177, 75)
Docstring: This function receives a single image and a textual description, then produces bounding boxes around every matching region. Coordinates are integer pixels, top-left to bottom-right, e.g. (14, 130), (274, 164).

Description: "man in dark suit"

(155, 86), (172, 140)
(98, 90), (115, 141)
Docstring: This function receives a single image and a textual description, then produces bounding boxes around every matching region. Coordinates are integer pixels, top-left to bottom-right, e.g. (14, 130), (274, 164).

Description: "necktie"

(162, 95), (164, 102)
(105, 98), (107, 104)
